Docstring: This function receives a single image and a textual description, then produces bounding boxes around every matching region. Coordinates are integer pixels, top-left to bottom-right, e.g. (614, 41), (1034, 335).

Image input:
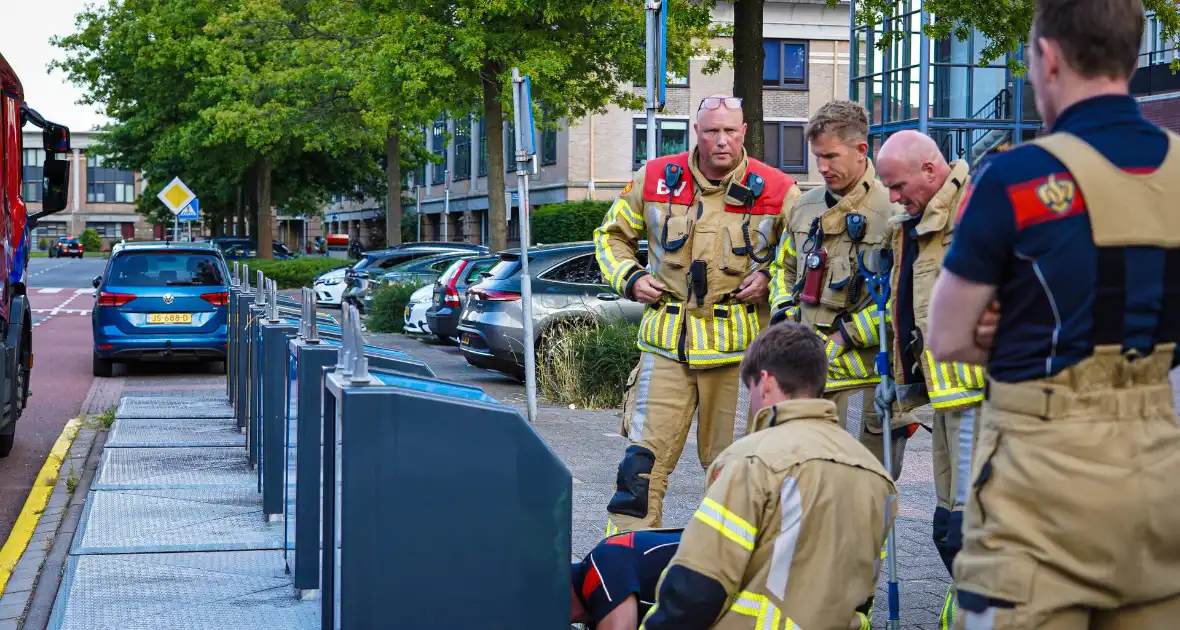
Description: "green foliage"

(365, 281), (427, 334)
(243, 257), (350, 289)
(531, 201), (611, 246)
(539, 318), (640, 410)
(38, 238), (47, 251)
(846, 0), (1180, 72)
(79, 229), (102, 253)
(402, 210), (419, 244)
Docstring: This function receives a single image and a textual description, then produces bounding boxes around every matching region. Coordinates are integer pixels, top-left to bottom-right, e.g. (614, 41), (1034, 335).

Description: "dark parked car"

(353, 252), (469, 313)
(457, 241), (649, 378)
(426, 255), (500, 342)
(342, 242), (487, 308)
(212, 237), (295, 260)
(49, 236), (83, 258)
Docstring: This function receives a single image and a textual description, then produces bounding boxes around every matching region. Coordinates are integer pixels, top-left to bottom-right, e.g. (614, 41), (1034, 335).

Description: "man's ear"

(856, 140), (869, 160)
(1036, 36), (1058, 79)
(760, 370), (777, 399)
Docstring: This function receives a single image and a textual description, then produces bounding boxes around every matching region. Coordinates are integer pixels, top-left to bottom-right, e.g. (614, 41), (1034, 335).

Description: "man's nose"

(889, 189), (901, 204)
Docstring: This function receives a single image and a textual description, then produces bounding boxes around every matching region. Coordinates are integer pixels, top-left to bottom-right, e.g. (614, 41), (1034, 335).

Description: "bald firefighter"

(639, 322), (897, 630)
(594, 94), (802, 533)
(768, 100), (915, 477)
(929, 0), (1180, 626)
(875, 130), (985, 628)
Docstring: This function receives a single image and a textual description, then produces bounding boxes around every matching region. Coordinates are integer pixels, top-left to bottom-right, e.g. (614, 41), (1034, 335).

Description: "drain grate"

(117, 397), (234, 420)
(107, 417), (244, 448)
(93, 448), (253, 490)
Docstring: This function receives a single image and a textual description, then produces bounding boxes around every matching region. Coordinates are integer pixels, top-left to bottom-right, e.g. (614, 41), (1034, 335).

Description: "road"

(0, 258), (107, 544)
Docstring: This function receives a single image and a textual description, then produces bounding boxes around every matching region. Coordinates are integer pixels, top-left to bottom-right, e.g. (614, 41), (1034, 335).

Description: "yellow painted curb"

(0, 417), (82, 593)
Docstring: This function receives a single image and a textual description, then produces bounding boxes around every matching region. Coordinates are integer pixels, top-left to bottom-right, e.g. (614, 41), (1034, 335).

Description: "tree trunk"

(256, 157), (274, 260)
(482, 58), (508, 253)
(385, 127), (403, 246)
(733, 0), (765, 162)
(236, 185), (247, 237)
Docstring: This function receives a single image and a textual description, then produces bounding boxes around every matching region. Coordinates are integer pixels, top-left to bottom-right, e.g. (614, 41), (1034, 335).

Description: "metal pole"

(416, 185), (423, 242)
(173, 214), (179, 241)
(443, 170), (451, 243)
(918, 7), (931, 135)
(868, 253), (901, 630)
(645, 1), (658, 162)
(513, 68), (538, 424)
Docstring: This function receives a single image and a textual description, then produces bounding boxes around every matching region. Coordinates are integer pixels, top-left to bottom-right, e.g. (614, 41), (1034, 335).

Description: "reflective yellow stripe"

(940, 585), (956, 630)
(852, 310), (872, 345)
(858, 612), (871, 630)
(605, 518), (619, 536)
(593, 227), (636, 293)
(613, 198), (643, 230)
(784, 233), (796, 259)
(694, 497), (757, 550)
(729, 590), (799, 630)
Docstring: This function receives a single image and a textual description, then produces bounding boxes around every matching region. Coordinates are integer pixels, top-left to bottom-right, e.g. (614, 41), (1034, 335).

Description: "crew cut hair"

(740, 323), (827, 399)
(805, 100), (869, 144)
(1033, 0), (1144, 80)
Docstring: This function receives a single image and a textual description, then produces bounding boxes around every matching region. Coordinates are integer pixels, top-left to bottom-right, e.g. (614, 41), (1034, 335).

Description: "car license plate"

(461, 334), (471, 346)
(147, 312), (192, 325)
(404, 306), (411, 319)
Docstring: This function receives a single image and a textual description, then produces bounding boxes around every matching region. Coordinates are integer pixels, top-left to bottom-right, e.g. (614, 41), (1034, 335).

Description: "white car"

(313, 267), (349, 307)
(403, 285), (433, 335)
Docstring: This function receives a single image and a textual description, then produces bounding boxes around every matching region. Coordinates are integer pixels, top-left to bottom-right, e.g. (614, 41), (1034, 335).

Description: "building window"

(453, 117), (471, 181)
(632, 119), (689, 169)
(431, 118), (448, 185)
(86, 222), (130, 238)
(22, 149), (45, 203)
(763, 122), (808, 174)
(506, 122), (517, 172)
(32, 222), (67, 239)
(540, 108), (558, 165)
(763, 40), (808, 89)
(478, 116), (488, 176)
(86, 154), (136, 203)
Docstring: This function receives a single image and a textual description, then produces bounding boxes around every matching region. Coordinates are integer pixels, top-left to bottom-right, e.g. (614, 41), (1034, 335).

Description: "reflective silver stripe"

(734, 378), (750, 439)
(629, 352), (657, 440)
(664, 309), (678, 348)
(766, 476), (803, 599)
(696, 497), (757, 548)
(963, 608), (996, 630)
(688, 350), (747, 363)
(954, 406), (976, 507)
(637, 340), (678, 362)
(734, 306), (746, 348)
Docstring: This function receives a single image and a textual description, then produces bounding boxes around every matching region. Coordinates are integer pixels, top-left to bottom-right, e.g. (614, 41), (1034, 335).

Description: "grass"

(538, 318), (640, 410)
(95, 406), (117, 429)
(30, 251), (108, 259)
(65, 466), (81, 493)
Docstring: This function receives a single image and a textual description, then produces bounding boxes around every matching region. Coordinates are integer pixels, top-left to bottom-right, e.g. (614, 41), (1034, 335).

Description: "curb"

(0, 417), (96, 629)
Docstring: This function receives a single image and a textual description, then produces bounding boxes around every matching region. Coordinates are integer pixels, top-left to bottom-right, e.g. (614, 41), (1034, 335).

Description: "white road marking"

(37, 288), (62, 294)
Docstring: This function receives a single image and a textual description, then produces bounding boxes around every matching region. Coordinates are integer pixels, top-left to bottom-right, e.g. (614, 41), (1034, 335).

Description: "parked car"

(91, 241), (230, 377)
(341, 243), (487, 309)
(457, 241), (649, 379)
(49, 236), (83, 258)
(402, 285), (434, 336)
(354, 252), (468, 313)
(426, 255), (499, 343)
(213, 237), (296, 260)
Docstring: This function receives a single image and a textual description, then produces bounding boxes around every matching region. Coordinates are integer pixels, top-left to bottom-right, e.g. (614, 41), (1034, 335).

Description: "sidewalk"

(38, 333), (954, 629)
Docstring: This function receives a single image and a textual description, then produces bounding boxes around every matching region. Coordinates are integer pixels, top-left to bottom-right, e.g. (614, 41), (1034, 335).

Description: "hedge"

(531, 200), (611, 245)
(365, 281), (426, 333)
(241, 257), (351, 289)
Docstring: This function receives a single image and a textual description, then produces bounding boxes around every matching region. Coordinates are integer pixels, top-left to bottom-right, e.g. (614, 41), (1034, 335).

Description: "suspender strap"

(1154, 248), (1180, 345)
(1093, 248), (1126, 347)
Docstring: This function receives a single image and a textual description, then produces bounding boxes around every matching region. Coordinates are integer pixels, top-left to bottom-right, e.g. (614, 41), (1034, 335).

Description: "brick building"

(345, 0), (852, 247)
(1133, 10), (1180, 132)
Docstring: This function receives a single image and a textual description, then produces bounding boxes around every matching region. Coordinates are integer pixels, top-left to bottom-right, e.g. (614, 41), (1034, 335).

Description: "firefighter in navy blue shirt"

(927, 0), (1180, 627)
(571, 529), (681, 629)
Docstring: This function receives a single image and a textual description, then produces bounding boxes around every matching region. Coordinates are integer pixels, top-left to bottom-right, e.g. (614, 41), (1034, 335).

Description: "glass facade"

(850, 0), (1043, 164)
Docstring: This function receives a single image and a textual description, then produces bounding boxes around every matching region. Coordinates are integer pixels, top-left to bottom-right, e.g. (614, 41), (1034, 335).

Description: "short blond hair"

(805, 100), (869, 144)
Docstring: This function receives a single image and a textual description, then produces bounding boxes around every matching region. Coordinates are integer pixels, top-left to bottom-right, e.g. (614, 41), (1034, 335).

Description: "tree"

(732, 0), (764, 161)
(360, 0), (717, 252)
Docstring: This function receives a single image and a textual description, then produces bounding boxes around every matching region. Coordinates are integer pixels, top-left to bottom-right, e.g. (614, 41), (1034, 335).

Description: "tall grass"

(539, 319), (639, 410)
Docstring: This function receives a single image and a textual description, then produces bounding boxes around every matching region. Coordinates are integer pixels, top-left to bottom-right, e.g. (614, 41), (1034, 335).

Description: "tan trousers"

(605, 351), (743, 532)
(827, 386), (910, 479)
(953, 349), (1180, 629)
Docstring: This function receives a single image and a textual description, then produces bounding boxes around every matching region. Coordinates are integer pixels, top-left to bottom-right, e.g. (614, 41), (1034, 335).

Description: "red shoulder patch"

(621, 181), (633, 195)
(1007, 173), (1085, 230)
(737, 159), (797, 215)
(605, 532), (635, 548)
(955, 181), (975, 225)
(581, 562), (602, 599)
(641, 153), (694, 205)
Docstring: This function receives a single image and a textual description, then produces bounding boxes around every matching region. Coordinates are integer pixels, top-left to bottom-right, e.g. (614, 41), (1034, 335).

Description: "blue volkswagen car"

(91, 242), (230, 377)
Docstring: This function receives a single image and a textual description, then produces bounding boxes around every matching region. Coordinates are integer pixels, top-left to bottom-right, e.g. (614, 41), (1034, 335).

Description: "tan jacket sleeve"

(593, 168), (649, 298)
(768, 187), (803, 312)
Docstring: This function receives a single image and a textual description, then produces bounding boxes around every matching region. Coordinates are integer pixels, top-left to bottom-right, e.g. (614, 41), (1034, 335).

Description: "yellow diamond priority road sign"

(157, 177), (196, 215)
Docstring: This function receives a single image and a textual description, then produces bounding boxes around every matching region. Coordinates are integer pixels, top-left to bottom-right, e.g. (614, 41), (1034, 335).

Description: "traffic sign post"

(158, 176), (196, 242)
(512, 68), (539, 424)
(179, 199), (200, 243)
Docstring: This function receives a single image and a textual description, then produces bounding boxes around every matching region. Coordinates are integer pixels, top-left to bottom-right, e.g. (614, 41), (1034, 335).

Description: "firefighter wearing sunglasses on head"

(594, 94), (802, 533)
(768, 100), (919, 478)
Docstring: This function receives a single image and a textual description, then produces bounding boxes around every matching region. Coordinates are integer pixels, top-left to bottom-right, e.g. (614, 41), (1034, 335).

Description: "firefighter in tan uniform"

(595, 95), (802, 533)
(768, 100), (915, 477)
(639, 323), (897, 630)
(929, 1), (1180, 625)
(875, 130), (986, 628)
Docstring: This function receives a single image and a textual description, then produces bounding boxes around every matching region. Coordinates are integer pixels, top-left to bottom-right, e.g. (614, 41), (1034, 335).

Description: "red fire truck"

(1, 52), (72, 456)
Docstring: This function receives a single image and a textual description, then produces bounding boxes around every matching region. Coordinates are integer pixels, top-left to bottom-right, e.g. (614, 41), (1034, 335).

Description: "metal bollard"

(319, 305), (571, 629)
(247, 275), (268, 469)
(227, 262), (241, 400)
(233, 268), (255, 430)
(260, 280), (298, 520)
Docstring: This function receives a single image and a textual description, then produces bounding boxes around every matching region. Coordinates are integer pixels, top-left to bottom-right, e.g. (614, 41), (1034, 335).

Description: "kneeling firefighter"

(593, 94), (802, 533)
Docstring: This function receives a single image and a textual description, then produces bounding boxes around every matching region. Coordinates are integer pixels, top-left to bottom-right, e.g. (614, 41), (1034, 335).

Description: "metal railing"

(225, 262), (572, 628)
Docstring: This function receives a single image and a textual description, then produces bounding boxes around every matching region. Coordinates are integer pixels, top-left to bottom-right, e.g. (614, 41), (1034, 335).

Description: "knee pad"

(932, 506), (950, 544)
(945, 510), (964, 550)
(607, 445), (656, 519)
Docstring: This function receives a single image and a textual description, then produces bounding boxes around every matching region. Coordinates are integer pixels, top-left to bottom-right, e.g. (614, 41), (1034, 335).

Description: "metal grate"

(117, 397), (234, 419)
(106, 417), (244, 448)
(48, 551), (320, 630)
(93, 448), (253, 490)
(72, 488), (284, 554)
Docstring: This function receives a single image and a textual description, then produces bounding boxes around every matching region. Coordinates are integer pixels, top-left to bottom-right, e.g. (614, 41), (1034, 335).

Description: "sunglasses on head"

(698, 96), (743, 111)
